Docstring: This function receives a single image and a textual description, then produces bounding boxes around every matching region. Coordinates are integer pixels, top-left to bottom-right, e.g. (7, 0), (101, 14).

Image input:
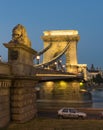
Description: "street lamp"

(62, 65), (66, 72)
(0, 56), (2, 62)
(59, 59), (62, 63)
(55, 62), (58, 70)
(36, 55), (40, 64)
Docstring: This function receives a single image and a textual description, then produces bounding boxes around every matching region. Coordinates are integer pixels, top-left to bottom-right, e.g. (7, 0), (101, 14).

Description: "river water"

(36, 81), (103, 108)
(91, 89), (103, 108)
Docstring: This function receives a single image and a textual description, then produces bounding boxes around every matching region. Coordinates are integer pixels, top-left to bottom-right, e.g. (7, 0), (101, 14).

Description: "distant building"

(87, 64), (103, 81)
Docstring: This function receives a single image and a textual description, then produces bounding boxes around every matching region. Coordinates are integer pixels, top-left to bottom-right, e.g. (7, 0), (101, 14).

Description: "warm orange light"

(36, 55), (40, 60)
(80, 89), (87, 92)
(59, 81), (67, 89)
(44, 81), (54, 92)
(80, 82), (83, 86)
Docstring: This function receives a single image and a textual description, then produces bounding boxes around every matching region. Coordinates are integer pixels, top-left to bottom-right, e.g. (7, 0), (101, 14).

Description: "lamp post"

(0, 56), (2, 62)
(36, 55), (40, 64)
(62, 65), (66, 72)
(54, 62), (57, 70)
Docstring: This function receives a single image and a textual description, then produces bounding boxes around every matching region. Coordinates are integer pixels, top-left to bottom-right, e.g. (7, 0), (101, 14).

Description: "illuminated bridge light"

(44, 81), (54, 92)
(59, 81), (68, 89)
(80, 82), (84, 87)
(36, 55), (40, 64)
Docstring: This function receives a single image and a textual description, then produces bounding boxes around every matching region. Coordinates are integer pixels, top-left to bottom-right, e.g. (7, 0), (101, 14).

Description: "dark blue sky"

(0, 0), (103, 68)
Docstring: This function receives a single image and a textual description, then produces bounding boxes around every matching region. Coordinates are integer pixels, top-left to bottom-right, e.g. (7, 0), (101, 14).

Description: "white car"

(57, 108), (87, 119)
(98, 112), (103, 119)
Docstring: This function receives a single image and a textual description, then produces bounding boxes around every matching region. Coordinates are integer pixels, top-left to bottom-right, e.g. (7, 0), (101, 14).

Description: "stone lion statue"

(9, 24), (31, 47)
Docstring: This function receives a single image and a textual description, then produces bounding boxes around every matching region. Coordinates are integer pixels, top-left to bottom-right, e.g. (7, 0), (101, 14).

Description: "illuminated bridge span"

(33, 30), (87, 81)
(32, 66), (83, 82)
(36, 73), (83, 82)
(34, 41), (70, 69)
(0, 24), (89, 128)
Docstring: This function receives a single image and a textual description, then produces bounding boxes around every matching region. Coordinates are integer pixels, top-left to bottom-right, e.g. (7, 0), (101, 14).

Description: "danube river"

(36, 80), (103, 109)
(91, 89), (103, 108)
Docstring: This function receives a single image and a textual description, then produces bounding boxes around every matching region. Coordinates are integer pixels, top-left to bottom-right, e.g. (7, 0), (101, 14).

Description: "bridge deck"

(36, 73), (83, 81)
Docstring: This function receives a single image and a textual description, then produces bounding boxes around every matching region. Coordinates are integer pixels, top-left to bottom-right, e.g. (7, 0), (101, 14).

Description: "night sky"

(0, 0), (103, 69)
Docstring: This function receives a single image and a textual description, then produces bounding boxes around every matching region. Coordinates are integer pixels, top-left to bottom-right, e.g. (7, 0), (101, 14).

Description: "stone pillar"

(11, 77), (37, 123)
(41, 30), (80, 73)
(4, 43), (37, 76)
(0, 62), (11, 128)
(0, 78), (11, 128)
(3, 42), (38, 123)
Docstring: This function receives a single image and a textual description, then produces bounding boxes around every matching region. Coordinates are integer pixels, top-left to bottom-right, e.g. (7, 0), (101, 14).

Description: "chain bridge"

(0, 24), (90, 128)
(33, 30), (86, 82)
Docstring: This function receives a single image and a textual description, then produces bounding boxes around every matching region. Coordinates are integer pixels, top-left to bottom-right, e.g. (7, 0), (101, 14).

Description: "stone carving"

(9, 24), (31, 47)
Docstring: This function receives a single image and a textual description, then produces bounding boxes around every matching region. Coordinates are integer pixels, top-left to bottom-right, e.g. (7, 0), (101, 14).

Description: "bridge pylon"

(41, 30), (80, 74)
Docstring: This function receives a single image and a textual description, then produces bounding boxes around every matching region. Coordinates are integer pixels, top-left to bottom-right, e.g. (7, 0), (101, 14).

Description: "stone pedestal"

(11, 77), (37, 123)
(4, 43), (37, 76)
(0, 78), (11, 128)
(0, 62), (11, 128)
(3, 42), (39, 123)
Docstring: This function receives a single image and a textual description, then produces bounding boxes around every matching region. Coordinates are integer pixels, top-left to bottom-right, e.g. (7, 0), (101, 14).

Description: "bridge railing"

(33, 67), (75, 75)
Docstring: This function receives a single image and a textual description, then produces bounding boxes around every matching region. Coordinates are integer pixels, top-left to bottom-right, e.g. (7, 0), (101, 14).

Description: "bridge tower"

(41, 30), (80, 73)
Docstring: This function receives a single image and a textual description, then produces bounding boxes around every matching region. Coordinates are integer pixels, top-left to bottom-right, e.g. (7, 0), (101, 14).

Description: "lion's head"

(10, 24), (31, 47)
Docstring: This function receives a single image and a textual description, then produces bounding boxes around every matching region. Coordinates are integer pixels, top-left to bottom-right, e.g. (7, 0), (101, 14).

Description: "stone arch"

(41, 30), (80, 73)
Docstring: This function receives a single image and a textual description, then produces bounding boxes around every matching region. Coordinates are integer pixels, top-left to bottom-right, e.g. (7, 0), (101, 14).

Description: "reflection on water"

(36, 80), (92, 108)
(91, 89), (103, 108)
(36, 81), (92, 101)
(36, 80), (103, 108)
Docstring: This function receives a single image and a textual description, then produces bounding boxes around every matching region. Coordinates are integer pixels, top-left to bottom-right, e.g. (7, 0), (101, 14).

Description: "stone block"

(11, 104), (37, 114)
(0, 115), (10, 128)
(11, 87), (35, 94)
(11, 98), (35, 107)
(0, 63), (11, 75)
(11, 93), (36, 101)
(0, 102), (10, 111)
(0, 109), (10, 118)
(0, 95), (10, 103)
(12, 109), (37, 123)
(0, 89), (10, 96)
